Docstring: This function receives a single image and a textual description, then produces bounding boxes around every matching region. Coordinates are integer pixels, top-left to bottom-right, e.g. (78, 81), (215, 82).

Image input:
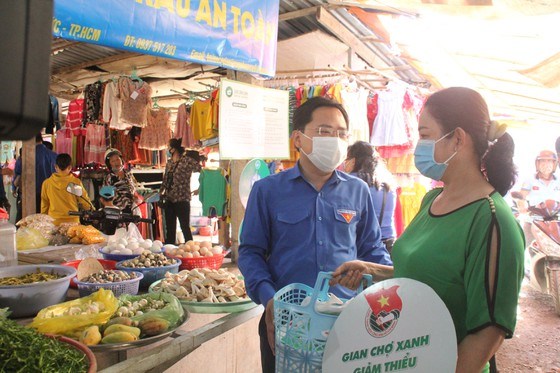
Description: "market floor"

(495, 279), (560, 372)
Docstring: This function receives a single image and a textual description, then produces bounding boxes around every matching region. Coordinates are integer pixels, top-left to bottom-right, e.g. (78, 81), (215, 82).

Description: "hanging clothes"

(109, 129), (135, 163)
(118, 77), (152, 127)
(198, 168), (227, 216)
(84, 123), (106, 164)
(74, 128), (87, 167)
(341, 87), (370, 143)
(174, 104), (199, 148)
(190, 99), (215, 141)
(370, 81), (409, 146)
(211, 89), (220, 132)
(84, 82), (104, 124)
(102, 80), (130, 130)
(55, 128), (73, 156)
(139, 108), (172, 150)
(66, 98), (85, 135)
(46, 95), (61, 134)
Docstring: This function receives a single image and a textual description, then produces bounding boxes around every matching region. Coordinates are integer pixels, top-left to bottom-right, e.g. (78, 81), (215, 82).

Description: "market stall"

(11, 241), (262, 372)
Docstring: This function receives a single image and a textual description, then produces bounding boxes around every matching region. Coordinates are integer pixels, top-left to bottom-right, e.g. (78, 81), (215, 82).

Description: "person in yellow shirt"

(41, 153), (92, 225)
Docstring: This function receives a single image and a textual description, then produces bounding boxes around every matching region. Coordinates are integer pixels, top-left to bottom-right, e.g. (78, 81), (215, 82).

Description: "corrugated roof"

(51, 38), (127, 73)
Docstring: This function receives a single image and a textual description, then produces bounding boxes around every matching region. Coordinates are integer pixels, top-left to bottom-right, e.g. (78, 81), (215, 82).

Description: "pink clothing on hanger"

(55, 128), (73, 155)
(139, 108), (172, 150)
(84, 123), (106, 164)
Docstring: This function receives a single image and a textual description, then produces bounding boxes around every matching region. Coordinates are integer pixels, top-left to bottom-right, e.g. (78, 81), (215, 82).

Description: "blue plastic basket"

(116, 259), (180, 288)
(274, 271), (372, 373)
(75, 271), (143, 298)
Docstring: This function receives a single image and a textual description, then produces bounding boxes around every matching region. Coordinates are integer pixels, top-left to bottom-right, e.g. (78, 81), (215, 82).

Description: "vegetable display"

(0, 309), (88, 373)
(0, 270), (62, 286)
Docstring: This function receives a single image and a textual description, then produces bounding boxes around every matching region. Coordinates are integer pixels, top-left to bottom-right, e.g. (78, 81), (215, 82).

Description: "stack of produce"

(49, 222), (79, 246)
(153, 268), (248, 303)
(167, 240), (223, 259)
(66, 225), (106, 245)
(79, 270), (139, 284)
(101, 228), (164, 256)
(118, 251), (176, 268)
(16, 214), (55, 241)
(27, 290), (184, 346)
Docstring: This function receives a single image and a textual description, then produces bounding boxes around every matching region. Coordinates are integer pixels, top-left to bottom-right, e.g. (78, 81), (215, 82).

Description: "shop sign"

(323, 278), (457, 372)
(53, 0), (279, 76)
(219, 79), (289, 159)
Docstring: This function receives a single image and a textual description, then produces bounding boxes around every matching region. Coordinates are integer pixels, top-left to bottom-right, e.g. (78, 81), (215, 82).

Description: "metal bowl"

(0, 265), (76, 318)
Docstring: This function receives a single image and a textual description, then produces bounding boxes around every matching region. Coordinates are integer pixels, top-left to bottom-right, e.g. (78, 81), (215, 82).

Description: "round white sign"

(323, 278), (457, 372)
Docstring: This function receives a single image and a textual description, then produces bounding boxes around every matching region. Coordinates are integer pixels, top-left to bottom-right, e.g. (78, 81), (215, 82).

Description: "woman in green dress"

(331, 87), (525, 373)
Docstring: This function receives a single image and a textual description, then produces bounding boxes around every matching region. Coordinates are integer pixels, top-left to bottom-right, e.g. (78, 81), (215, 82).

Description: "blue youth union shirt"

(238, 163), (392, 306)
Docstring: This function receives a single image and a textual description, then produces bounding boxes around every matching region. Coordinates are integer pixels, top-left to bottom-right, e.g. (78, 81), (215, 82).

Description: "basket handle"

(309, 271), (373, 306)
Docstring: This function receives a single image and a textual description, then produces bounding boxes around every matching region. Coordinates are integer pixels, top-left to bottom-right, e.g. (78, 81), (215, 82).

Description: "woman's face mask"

(414, 130), (457, 181)
(299, 131), (348, 173)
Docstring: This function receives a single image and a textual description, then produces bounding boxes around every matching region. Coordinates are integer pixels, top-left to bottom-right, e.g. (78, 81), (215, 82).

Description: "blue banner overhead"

(53, 0), (279, 77)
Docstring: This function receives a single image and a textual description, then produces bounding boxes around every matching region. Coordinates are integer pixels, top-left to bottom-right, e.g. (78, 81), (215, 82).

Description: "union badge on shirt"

(337, 209), (356, 224)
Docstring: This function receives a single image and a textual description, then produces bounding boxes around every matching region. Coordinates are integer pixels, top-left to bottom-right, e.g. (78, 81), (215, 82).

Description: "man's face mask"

(414, 130), (457, 181)
(299, 131), (348, 173)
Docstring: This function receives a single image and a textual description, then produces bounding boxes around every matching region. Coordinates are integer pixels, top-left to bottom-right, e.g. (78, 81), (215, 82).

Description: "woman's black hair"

(423, 87), (517, 196)
(292, 96), (350, 132)
(347, 141), (393, 191)
(169, 138), (185, 155)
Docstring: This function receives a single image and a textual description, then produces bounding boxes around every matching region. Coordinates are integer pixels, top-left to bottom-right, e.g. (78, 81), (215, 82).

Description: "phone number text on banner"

(53, 0), (279, 77)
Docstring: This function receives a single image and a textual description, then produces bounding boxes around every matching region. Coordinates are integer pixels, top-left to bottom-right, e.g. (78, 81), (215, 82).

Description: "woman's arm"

(330, 260), (394, 289)
(456, 326), (505, 373)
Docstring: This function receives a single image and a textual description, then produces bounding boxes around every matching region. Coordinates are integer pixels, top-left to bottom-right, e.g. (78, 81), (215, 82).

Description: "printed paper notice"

(219, 79), (289, 160)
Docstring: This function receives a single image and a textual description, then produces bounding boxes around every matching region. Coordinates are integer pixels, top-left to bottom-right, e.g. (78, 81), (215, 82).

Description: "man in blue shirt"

(14, 134), (57, 220)
(238, 97), (392, 373)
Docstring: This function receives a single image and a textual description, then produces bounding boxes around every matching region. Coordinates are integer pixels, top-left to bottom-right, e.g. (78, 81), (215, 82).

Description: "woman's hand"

(330, 260), (369, 290)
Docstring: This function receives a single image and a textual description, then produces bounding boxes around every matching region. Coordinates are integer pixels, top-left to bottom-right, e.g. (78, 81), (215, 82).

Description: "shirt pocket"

(332, 207), (360, 240)
(277, 209), (310, 225)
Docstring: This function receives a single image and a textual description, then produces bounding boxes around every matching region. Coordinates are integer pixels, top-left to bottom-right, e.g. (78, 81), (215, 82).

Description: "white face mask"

(299, 132), (348, 173)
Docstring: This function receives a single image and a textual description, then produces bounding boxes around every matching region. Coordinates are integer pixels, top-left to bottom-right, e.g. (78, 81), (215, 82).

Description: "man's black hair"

(42, 141), (53, 151)
(292, 96), (350, 132)
(56, 153), (72, 170)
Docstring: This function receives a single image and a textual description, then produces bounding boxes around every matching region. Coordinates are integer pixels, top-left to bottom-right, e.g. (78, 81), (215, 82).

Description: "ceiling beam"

(51, 52), (141, 75)
(315, 6), (397, 80)
(279, 6), (320, 21)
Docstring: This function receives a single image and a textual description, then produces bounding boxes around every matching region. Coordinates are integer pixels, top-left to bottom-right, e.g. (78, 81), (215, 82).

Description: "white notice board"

(219, 79), (290, 160)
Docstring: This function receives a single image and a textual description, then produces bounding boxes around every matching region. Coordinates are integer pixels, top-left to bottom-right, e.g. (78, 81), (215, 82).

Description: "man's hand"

(265, 299), (275, 355)
(330, 260), (369, 290)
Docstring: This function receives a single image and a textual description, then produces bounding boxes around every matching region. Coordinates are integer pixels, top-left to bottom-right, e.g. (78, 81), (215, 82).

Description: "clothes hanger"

(152, 97), (160, 109)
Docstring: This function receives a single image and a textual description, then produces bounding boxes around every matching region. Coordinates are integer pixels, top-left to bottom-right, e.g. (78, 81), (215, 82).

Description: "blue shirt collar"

(287, 161), (348, 184)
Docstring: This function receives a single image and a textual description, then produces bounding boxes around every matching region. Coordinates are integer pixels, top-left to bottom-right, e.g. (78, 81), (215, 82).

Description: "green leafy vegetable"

(0, 317), (88, 373)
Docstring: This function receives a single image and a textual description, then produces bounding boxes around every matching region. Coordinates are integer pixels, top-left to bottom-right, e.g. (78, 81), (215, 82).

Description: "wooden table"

(17, 245), (263, 372)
